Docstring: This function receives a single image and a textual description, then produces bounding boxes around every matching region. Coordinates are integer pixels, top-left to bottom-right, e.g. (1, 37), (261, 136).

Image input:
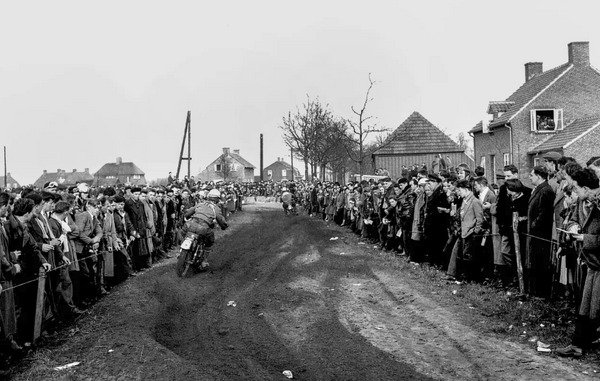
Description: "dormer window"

(530, 109), (563, 132)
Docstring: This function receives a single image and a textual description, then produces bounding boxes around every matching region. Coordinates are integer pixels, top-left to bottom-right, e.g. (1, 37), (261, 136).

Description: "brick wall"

(513, 66), (600, 179)
(472, 127), (511, 183)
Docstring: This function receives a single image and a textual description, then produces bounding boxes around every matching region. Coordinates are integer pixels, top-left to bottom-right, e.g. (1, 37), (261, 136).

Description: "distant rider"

(183, 189), (228, 268)
(280, 187), (296, 215)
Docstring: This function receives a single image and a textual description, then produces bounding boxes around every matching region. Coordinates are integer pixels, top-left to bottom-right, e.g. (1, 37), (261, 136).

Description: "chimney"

(568, 41), (590, 66)
(116, 157), (122, 165)
(43, 170), (47, 174)
(84, 168), (89, 173)
(57, 169), (61, 173)
(525, 62), (543, 82)
(223, 147), (230, 156)
(233, 149), (240, 155)
(73, 169), (77, 173)
(7, 173), (10, 177)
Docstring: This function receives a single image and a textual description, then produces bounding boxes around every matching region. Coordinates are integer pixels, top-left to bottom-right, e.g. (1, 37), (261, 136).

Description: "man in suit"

(447, 179), (483, 281)
(556, 168), (600, 357)
(492, 165), (520, 287)
(526, 166), (555, 298)
(424, 174), (450, 268)
(474, 176), (498, 276)
(74, 199), (103, 302)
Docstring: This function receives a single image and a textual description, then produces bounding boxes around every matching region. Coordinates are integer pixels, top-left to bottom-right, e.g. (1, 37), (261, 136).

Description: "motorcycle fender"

(181, 237), (194, 250)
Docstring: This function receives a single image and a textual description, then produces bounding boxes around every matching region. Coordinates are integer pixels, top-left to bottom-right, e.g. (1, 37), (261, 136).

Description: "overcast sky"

(2, 0), (598, 184)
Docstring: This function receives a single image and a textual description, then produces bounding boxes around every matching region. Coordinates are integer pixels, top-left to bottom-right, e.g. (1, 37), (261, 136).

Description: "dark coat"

(526, 181), (555, 270)
(125, 199), (148, 238)
(424, 184), (449, 239)
(568, 199), (600, 272)
(4, 216), (47, 276)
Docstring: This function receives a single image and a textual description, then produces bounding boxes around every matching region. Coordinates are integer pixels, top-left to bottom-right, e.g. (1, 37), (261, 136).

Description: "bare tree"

(216, 154), (233, 181)
(456, 132), (474, 157)
(280, 96), (330, 181)
(342, 74), (388, 180)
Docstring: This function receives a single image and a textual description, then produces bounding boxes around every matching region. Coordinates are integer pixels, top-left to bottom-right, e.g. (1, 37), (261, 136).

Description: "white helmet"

(208, 189), (220, 199)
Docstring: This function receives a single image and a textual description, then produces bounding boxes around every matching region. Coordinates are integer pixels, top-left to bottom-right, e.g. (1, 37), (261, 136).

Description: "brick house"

(200, 148), (255, 182)
(93, 157), (146, 186)
(263, 158), (302, 181)
(470, 41), (600, 183)
(34, 168), (94, 189)
(372, 111), (474, 179)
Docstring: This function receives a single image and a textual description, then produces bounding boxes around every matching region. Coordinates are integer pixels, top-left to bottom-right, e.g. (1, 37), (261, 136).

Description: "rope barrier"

(2, 249), (110, 293)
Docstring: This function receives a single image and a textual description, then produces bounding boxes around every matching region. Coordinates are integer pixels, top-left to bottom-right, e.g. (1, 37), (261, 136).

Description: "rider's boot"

(201, 248), (211, 268)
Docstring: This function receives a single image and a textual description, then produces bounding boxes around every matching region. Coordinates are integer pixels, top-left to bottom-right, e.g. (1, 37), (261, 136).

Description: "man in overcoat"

(526, 166), (555, 298)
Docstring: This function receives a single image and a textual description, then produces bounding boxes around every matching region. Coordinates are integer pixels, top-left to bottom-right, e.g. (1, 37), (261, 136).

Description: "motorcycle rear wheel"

(176, 248), (194, 277)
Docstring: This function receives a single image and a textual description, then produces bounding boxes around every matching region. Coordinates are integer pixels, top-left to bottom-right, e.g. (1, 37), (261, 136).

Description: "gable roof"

(33, 170), (94, 188)
(230, 152), (255, 168)
(530, 114), (600, 153)
(374, 111), (464, 155)
(94, 162), (145, 176)
(0, 174), (20, 187)
(488, 63), (573, 128)
(469, 121), (484, 134)
(264, 160), (302, 174)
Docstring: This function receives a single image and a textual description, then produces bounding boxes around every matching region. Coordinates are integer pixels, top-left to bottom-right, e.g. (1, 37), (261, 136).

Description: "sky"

(1, 0), (599, 185)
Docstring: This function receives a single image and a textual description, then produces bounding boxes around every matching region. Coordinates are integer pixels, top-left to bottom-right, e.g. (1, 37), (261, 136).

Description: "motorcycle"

(175, 232), (208, 277)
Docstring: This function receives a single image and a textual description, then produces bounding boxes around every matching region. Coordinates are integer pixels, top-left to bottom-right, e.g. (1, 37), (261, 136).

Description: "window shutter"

(556, 109), (564, 130)
(530, 110), (536, 131)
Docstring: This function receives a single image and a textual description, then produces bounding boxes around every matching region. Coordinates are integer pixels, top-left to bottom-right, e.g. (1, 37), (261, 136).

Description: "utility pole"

(3, 146), (6, 188)
(260, 134), (264, 181)
(176, 111), (192, 180)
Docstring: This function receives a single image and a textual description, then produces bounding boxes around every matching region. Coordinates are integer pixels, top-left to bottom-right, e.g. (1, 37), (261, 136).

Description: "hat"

(44, 181), (58, 190)
(542, 151), (562, 162)
(131, 187), (142, 193)
(380, 177), (392, 182)
(427, 174), (442, 183)
(458, 163), (471, 172)
(77, 183), (89, 193)
(418, 178), (428, 186)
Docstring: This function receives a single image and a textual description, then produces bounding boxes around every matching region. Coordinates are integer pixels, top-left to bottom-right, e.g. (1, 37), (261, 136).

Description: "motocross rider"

(280, 187), (296, 214)
(183, 188), (228, 267)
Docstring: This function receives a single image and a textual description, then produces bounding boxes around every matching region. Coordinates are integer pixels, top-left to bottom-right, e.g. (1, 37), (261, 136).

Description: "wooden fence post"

(512, 212), (525, 294)
(33, 267), (46, 341)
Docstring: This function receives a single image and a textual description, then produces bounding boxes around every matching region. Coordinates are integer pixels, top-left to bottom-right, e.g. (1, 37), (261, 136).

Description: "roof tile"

(489, 63), (573, 128)
(374, 112), (465, 155)
(530, 115), (600, 153)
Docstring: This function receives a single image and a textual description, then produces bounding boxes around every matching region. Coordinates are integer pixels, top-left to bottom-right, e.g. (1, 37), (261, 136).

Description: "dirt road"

(14, 203), (590, 380)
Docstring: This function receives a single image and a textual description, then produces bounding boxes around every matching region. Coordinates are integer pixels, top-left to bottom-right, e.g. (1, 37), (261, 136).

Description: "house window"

(489, 155), (496, 183)
(133, 175), (141, 180)
(282, 169), (287, 177)
(480, 156), (486, 169)
(503, 153), (510, 166)
(215, 164), (222, 171)
(530, 109), (563, 132)
(267, 170), (273, 178)
(533, 157), (542, 167)
(105, 175), (116, 179)
(230, 164), (236, 171)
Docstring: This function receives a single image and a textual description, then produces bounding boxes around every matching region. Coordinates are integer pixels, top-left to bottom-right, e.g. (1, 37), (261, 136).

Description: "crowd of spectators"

(0, 179), (245, 372)
(279, 152), (600, 359)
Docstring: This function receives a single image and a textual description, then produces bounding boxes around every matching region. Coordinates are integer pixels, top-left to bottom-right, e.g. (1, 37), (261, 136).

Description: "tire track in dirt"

(153, 204), (436, 380)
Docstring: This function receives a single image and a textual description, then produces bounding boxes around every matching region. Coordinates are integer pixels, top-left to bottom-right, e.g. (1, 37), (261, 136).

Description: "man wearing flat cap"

(423, 173), (450, 267)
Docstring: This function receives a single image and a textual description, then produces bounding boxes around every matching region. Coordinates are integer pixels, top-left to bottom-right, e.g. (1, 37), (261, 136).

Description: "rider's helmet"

(207, 189), (220, 202)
